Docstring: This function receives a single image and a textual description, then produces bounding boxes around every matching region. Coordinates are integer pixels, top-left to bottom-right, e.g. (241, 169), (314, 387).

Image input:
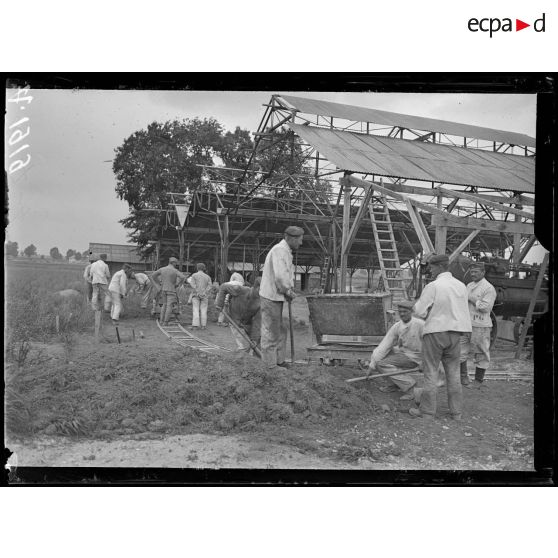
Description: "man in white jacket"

(259, 225), (303, 368)
(108, 264), (133, 324)
(368, 300), (424, 397)
(460, 261), (497, 388)
(411, 254), (472, 420)
(89, 254), (111, 312)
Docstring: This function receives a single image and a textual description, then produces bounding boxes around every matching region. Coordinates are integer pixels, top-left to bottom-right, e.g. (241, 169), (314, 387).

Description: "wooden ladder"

(319, 255), (331, 293)
(514, 251), (549, 359)
(369, 196), (407, 306)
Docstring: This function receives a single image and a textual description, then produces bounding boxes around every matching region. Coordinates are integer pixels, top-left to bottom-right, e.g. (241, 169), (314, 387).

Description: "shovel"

(288, 299), (295, 365)
(221, 307), (262, 359)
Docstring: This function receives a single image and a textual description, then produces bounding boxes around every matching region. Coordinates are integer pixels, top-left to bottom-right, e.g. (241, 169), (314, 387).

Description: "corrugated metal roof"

(289, 123), (535, 193)
(279, 95), (536, 148)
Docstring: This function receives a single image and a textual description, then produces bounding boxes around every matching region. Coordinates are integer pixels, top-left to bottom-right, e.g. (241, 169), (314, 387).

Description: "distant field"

(6, 261), (86, 294)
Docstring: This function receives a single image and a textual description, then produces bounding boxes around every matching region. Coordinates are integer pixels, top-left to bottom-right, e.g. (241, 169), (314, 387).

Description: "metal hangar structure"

(153, 94), (536, 296)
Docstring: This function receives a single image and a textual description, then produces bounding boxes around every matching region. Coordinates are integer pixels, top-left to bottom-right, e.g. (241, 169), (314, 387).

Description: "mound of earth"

(6, 343), (377, 439)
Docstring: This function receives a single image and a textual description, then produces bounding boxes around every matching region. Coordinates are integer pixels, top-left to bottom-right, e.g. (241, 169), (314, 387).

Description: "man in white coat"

(368, 300), (424, 398)
(411, 254), (472, 420)
(259, 225), (303, 368)
(108, 264), (133, 324)
(460, 261), (497, 388)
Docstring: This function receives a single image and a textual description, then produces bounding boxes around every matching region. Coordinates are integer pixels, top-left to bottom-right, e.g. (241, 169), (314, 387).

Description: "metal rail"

(157, 320), (233, 355)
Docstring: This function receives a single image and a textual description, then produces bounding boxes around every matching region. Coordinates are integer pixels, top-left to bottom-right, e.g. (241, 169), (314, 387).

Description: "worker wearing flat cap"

(460, 261), (497, 388)
(259, 225), (304, 368)
(367, 299), (425, 398)
(151, 256), (189, 326)
(409, 253), (471, 420)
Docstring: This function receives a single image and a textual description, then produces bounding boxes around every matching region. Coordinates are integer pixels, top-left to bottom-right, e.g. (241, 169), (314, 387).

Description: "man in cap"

(89, 253), (111, 312)
(151, 256), (189, 326)
(367, 299), (424, 398)
(259, 225), (304, 368)
(410, 254), (472, 420)
(83, 252), (96, 302)
(460, 261), (497, 388)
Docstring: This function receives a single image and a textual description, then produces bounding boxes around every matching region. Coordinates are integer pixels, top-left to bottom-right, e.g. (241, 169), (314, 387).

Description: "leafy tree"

(113, 118), (227, 252)
(74, 252), (82, 261)
(219, 127), (254, 170)
(49, 247), (62, 260)
(113, 118), (331, 254)
(6, 241), (19, 257)
(23, 244), (37, 258)
(66, 249), (75, 260)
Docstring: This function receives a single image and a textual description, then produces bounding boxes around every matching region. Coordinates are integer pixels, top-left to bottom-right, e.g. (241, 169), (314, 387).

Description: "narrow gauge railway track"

(157, 320), (233, 355)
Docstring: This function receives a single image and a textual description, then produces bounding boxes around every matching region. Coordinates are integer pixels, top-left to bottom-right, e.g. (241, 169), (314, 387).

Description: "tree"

(49, 247), (62, 260)
(113, 118), (229, 252)
(6, 241), (19, 257)
(74, 252), (82, 261)
(23, 244), (37, 258)
(66, 249), (76, 261)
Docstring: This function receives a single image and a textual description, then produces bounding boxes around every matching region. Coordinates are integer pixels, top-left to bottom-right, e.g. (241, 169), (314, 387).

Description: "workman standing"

(151, 257), (188, 326)
(410, 254), (471, 420)
(89, 253), (111, 312)
(189, 263), (213, 330)
(215, 277), (261, 353)
(460, 261), (497, 388)
(107, 264), (133, 324)
(83, 253), (96, 302)
(259, 225), (304, 368)
(367, 300), (424, 398)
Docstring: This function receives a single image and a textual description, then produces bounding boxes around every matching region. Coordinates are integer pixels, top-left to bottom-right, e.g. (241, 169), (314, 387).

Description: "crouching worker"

(215, 277), (261, 355)
(367, 300), (424, 399)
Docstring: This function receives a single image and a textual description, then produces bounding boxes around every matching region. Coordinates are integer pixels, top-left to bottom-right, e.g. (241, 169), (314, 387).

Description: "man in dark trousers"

(411, 254), (472, 420)
(151, 257), (188, 326)
(215, 277), (261, 354)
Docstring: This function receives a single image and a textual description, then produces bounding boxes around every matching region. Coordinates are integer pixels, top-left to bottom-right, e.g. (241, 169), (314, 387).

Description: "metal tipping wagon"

(306, 293), (393, 368)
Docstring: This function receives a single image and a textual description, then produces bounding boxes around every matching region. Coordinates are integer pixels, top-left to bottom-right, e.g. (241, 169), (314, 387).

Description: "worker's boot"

(472, 367), (486, 388)
(460, 361), (471, 386)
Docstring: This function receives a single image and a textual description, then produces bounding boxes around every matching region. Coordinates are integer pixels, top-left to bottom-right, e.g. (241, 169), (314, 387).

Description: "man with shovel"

(259, 225), (304, 369)
(215, 277), (262, 355)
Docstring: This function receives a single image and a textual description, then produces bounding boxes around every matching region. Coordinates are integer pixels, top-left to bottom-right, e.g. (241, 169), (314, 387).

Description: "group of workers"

(368, 254), (496, 421)
(84, 223), (497, 421)
(84, 253), (134, 324)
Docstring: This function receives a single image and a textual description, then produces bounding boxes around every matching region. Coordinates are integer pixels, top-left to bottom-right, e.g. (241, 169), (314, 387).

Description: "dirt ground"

(5, 292), (534, 472)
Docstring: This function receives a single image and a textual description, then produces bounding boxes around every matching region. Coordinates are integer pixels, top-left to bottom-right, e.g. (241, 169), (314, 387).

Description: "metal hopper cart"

(306, 293), (393, 368)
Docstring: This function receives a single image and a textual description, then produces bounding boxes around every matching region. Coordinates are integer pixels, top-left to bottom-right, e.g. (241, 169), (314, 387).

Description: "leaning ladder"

(369, 196), (407, 306)
(514, 251), (549, 359)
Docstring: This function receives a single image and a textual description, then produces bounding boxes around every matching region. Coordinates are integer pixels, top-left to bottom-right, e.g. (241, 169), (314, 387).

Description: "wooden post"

(435, 191), (447, 254)
(339, 180), (351, 293)
(221, 215), (229, 284)
(55, 315), (60, 334)
(435, 226), (447, 254)
(178, 229), (185, 271)
(94, 310), (102, 342)
(512, 211), (522, 277)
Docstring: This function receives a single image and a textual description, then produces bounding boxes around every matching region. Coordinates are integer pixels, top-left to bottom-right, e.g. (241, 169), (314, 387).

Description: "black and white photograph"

(5, 78), (553, 482)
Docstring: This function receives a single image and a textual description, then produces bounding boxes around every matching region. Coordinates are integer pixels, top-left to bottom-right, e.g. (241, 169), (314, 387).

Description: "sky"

(4, 88), (539, 259)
